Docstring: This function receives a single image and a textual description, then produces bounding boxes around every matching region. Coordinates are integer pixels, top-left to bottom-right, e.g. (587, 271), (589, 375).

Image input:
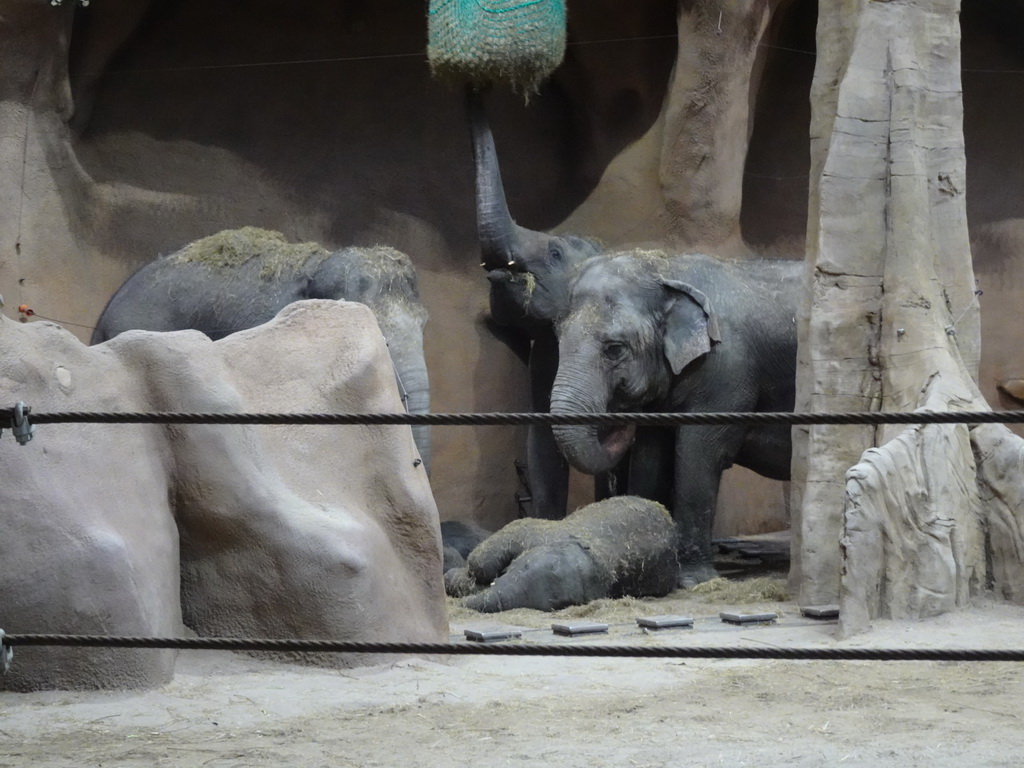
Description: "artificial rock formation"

(656, 0), (784, 251)
(793, 0), (1024, 635)
(445, 496), (679, 612)
(0, 300), (446, 691)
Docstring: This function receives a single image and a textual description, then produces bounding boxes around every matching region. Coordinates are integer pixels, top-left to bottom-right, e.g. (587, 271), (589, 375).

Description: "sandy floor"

(3, 565), (1024, 768)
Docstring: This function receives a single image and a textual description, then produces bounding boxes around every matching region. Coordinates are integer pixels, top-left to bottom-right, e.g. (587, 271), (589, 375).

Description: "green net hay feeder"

(427, 0), (567, 94)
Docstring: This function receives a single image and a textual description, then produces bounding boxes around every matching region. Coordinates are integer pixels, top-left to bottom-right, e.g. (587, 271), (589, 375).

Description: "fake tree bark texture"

(840, 377), (984, 636)
(792, 0), (1024, 633)
(658, 0), (780, 251)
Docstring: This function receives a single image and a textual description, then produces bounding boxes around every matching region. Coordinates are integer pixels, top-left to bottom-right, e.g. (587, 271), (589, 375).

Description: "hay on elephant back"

(345, 244), (419, 285)
(427, 0), (566, 94)
(173, 226), (328, 280)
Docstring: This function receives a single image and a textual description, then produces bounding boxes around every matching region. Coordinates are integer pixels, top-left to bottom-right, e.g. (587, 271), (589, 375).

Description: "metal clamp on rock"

(0, 629), (12, 675)
(11, 401), (34, 445)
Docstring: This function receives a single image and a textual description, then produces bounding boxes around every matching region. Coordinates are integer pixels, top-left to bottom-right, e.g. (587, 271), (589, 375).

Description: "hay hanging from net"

(427, 0), (567, 94)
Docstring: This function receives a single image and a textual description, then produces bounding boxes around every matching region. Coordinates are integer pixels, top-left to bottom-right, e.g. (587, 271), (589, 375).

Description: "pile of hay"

(427, 0), (566, 94)
(690, 577), (790, 603)
(173, 227), (328, 279)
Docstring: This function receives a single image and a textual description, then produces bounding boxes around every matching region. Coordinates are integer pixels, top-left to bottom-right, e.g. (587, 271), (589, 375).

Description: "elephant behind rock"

(92, 227), (432, 472)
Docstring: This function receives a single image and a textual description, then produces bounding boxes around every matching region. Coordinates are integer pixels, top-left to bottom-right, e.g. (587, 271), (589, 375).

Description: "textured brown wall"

(3, 0), (1021, 538)
(962, 3), (1024, 422)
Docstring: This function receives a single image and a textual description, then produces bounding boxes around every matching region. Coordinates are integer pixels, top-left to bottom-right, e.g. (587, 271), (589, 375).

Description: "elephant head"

(310, 247), (432, 473)
(466, 87), (601, 331)
(549, 252), (721, 475)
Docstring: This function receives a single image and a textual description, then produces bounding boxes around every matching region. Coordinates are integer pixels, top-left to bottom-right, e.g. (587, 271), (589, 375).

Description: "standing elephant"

(550, 249), (801, 587)
(92, 227), (432, 472)
(467, 87), (602, 517)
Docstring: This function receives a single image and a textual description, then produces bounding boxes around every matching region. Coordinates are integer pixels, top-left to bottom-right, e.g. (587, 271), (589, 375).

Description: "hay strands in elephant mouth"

(596, 419), (636, 460)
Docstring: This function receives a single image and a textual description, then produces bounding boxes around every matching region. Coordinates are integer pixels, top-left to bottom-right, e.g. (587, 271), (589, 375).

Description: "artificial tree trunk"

(792, 0), (1024, 636)
(658, 0), (783, 252)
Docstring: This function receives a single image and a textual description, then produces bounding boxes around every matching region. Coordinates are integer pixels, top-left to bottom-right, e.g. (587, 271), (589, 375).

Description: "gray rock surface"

(0, 300), (446, 690)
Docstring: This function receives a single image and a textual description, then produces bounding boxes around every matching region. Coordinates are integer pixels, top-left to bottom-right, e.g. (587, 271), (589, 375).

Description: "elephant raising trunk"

(467, 87), (527, 274)
(466, 87), (603, 519)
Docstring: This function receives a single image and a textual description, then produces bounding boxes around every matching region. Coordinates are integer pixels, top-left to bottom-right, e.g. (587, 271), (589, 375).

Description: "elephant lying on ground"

(92, 227), (432, 472)
(550, 250), (801, 587)
(445, 496), (679, 612)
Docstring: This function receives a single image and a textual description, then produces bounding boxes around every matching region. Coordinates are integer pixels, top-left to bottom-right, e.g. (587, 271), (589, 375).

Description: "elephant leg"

(525, 423), (570, 519)
(524, 327), (569, 519)
(673, 424), (745, 588)
(593, 427), (673, 504)
(627, 426), (675, 508)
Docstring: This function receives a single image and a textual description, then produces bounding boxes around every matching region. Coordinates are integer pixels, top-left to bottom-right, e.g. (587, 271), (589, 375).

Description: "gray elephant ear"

(660, 278), (722, 376)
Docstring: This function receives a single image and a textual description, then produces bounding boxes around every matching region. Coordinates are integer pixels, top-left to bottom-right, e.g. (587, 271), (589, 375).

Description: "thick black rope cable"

(5, 407), (1023, 666)
(4, 634), (1024, 661)
(4, 409), (1024, 427)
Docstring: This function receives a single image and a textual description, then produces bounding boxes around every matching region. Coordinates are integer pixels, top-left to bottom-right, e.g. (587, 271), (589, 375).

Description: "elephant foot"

(444, 566), (484, 598)
(677, 563), (720, 589)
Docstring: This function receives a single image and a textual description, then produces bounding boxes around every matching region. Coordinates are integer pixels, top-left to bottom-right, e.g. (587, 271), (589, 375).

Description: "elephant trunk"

(550, 362), (635, 475)
(466, 86), (524, 271)
(379, 315), (432, 475)
(399, 370), (428, 479)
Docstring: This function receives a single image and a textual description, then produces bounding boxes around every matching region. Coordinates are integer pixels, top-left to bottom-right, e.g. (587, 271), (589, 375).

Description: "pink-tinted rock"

(0, 300), (446, 690)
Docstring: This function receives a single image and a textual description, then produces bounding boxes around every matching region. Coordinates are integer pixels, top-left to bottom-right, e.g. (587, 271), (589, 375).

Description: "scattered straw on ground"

(445, 594), (672, 628)
(446, 575), (792, 628)
(689, 576), (789, 603)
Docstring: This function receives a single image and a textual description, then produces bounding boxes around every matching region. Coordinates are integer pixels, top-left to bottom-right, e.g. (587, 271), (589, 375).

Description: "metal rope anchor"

(8, 402), (34, 445)
(0, 630), (12, 674)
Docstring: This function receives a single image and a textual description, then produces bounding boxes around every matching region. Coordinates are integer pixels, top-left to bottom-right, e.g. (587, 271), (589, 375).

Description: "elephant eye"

(602, 341), (627, 361)
(549, 243), (563, 261)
